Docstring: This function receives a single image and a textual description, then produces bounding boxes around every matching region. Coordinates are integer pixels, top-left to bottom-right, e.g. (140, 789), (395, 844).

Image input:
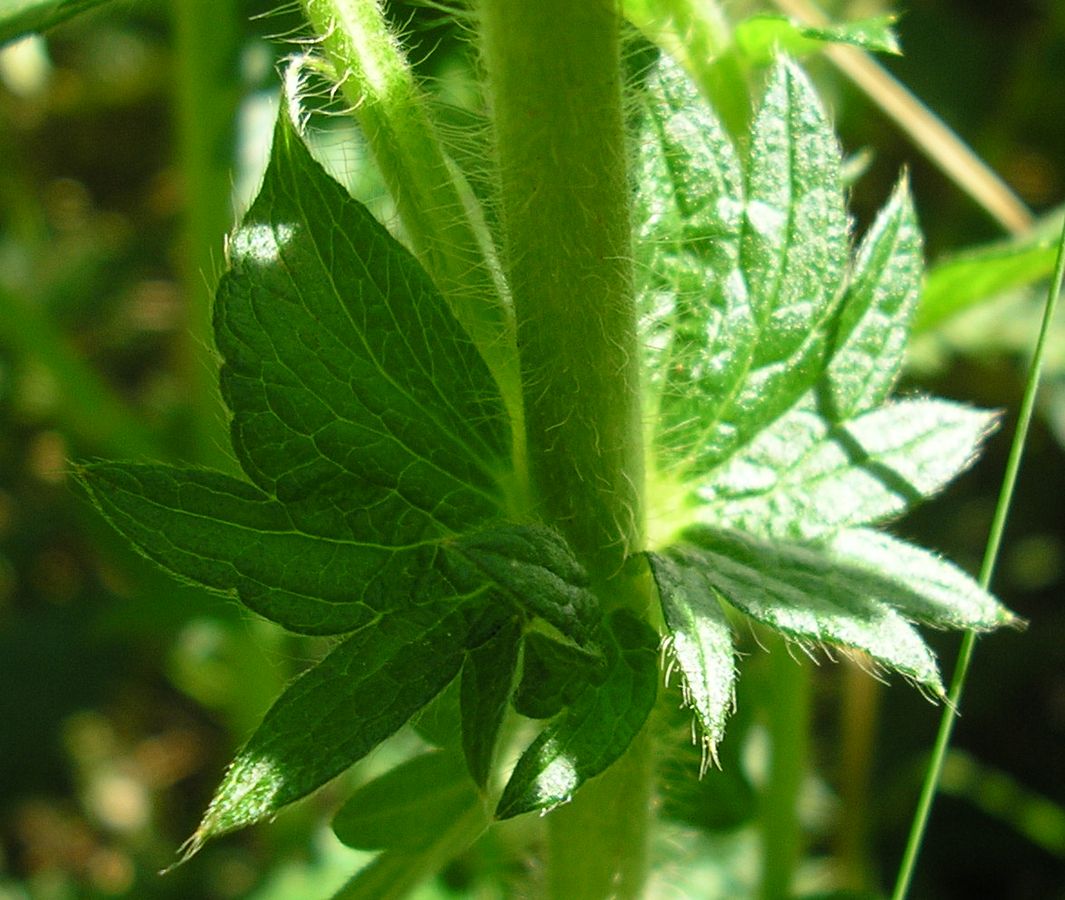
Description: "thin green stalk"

(479, 2), (650, 896)
(172, 0), (240, 466)
(759, 634), (813, 900)
(891, 212), (1065, 900)
(300, 0), (520, 424)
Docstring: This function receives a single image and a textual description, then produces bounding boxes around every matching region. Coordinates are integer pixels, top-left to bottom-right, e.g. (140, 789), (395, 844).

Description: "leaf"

(186, 601), (475, 849)
(694, 398), (997, 542)
(216, 110), (509, 543)
(734, 14), (901, 65)
(823, 528), (1019, 630)
(681, 527), (944, 694)
(646, 550), (735, 752)
(657, 58), (848, 478)
(496, 610), (659, 819)
(450, 524), (600, 644)
(332, 751), (482, 851)
(824, 177), (923, 421)
(916, 225), (1061, 332)
(512, 631), (608, 720)
(0, 0), (109, 45)
(461, 618), (521, 787)
(76, 462), (483, 635)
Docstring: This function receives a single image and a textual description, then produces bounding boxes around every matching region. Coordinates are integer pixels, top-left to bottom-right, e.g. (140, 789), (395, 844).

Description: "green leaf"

(332, 751), (482, 851)
(450, 524), (600, 644)
(512, 631), (608, 720)
(646, 550), (735, 752)
(823, 528), (1019, 630)
(681, 528), (944, 694)
(461, 618), (521, 787)
(216, 111), (509, 543)
(496, 610), (659, 819)
(186, 601), (475, 850)
(658, 58), (848, 478)
(694, 398), (997, 542)
(76, 463), (485, 635)
(0, 0), (109, 45)
(916, 230), (1061, 332)
(824, 178), (923, 421)
(733, 14), (901, 65)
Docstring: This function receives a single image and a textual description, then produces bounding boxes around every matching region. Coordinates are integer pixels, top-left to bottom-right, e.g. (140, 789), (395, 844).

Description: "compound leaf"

(216, 111), (508, 543)
(496, 610), (659, 819)
(695, 397), (996, 542)
(825, 177), (922, 421)
(186, 601), (477, 850)
(682, 527), (944, 694)
(512, 631), (608, 721)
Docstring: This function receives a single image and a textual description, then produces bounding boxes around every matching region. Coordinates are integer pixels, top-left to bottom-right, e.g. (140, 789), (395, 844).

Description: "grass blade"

(891, 205), (1065, 900)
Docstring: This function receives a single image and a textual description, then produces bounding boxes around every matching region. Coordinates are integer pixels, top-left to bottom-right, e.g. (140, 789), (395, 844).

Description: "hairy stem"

(479, 2), (650, 896)
(301, 0), (521, 425)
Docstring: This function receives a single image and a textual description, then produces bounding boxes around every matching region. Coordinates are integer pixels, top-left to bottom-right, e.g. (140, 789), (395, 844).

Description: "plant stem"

(479, 2), (650, 897)
(759, 635), (812, 900)
(301, 0), (520, 422)
(479, 0), (644, 580)
(172, 0), (240, 466)
(891, 203), (1065, 900)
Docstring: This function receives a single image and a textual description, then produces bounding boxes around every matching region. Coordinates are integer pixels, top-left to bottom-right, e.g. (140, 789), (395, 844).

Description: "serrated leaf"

(825, 177), (923, 420)
(734, 14), (901, 65)
(695, 398), (997, 542)
(496, 610), (659, 819)
(77, 463), (488, 635)
(188, 601), (475, 849)
(646, 550), (735, 751)
(512, 631), (608, 720)
(461, 618), (521, 787)
(332, 751), (481, 851)
(216, 111), (508, 543)
(681, 527), (944, 694)
(450, 524), (600, 644)
(824, 528), (1018, 630)
(660, 58), (848, 478)
(0, 0), (109, 45)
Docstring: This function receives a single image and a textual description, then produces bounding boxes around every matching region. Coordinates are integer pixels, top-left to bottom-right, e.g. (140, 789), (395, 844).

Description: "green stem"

(172, 0), (240, 466)
(759, 635), (812, 900)
(479, 0), (644, 580)
(479, 2), (650, 897)
(301, 0), (520, 424)
(891, 202), (1065, 900)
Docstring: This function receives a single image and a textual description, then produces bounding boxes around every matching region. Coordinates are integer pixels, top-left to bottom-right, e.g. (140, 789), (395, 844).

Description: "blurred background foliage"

(0, 0), (1063, 898)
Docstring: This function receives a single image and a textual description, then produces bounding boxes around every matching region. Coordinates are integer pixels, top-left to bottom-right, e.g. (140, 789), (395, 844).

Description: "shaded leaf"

(695, 398), (996, 542)
(825, 177), (922, 420)
(512, 631), (608, 720)
(187, 601), (475, 849)
(450, 524), (600, 644)
(77, 463), (489, 635)
(496, 610), (659, 819)
(647, 550), (735, 751)
(682, 527), (944, 694)
(216, 111), (508, 543)
(332, 751), (481, 851)
(461, 618), (522, 787)
(0, 0), (109, 45)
